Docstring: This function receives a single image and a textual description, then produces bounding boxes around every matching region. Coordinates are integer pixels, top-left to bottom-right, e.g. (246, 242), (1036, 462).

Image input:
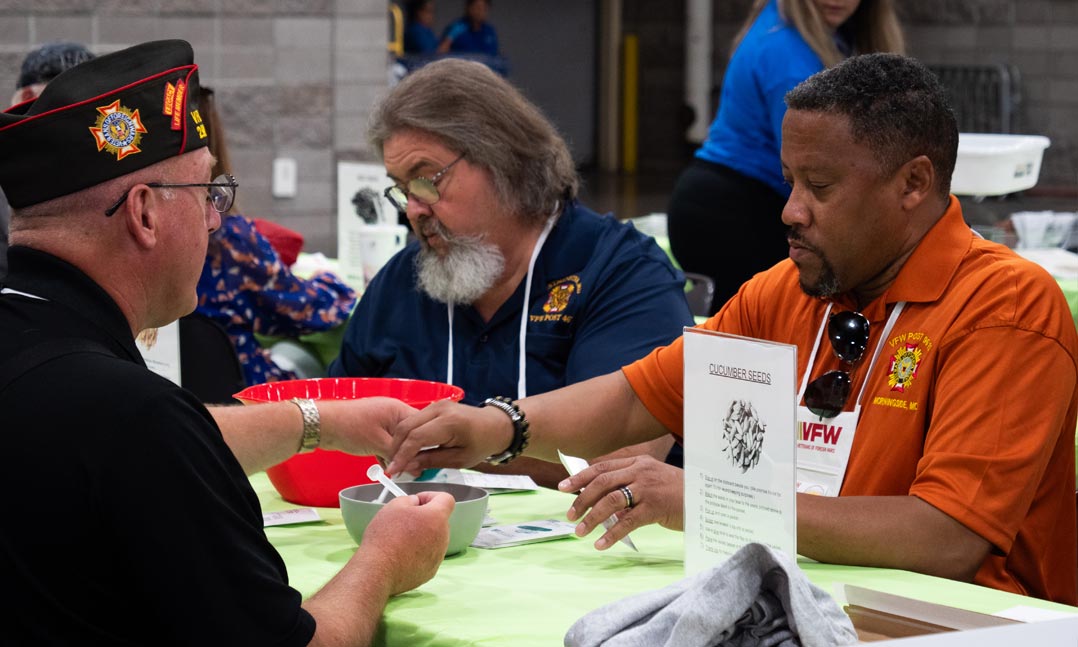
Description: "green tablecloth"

(254, 472), (1075, 646)
(1058, 278), (1078, 327)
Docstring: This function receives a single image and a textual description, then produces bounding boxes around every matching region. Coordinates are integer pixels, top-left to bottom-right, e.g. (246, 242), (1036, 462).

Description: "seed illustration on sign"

(721, 399), (765, 473)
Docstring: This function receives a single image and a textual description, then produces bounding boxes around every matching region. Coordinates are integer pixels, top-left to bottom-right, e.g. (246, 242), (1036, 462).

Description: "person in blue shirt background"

(441, 0), (498, 57)
(403, 0), (443, 55)
(329, 59), (692, 488)
(665, 0), (903, 314)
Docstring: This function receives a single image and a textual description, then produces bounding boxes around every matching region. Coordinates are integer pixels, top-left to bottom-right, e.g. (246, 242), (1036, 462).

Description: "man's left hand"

(558, 455), (684, 550)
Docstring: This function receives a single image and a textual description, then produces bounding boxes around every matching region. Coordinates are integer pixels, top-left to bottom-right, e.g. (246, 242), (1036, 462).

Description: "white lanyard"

(794, 300), (905, 496)
(446, 212), (557, 400)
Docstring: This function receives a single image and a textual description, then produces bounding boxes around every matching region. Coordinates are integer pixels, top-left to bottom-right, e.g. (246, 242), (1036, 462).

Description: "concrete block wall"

(899, 0), (1078, 192)
(628, 0), (1078, 194)
(0, 0), (390, 254)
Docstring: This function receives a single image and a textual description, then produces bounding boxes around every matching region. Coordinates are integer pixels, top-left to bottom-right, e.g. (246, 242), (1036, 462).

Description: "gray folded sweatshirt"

(564, 542), (858, 647)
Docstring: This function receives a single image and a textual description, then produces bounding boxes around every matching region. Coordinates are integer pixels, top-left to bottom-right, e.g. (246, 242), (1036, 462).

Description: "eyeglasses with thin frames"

(803, 310), (871, 419)
(104, 173), (239, 217)
(382, 153), (465, 213)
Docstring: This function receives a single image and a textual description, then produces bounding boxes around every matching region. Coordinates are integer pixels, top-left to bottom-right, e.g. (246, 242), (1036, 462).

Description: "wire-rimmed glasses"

(104, 173), (238, 217)
(382, 153), (464, 213)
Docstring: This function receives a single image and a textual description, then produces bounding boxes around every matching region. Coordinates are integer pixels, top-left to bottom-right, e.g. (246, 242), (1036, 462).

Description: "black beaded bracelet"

(480, 396), (530, 465)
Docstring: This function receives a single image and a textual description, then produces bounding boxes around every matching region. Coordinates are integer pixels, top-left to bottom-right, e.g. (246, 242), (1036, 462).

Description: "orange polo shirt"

(624, 197), (1078, 603)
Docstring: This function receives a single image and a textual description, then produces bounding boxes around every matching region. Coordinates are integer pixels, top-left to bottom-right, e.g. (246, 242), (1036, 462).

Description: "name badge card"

(683, 327), (797, 574)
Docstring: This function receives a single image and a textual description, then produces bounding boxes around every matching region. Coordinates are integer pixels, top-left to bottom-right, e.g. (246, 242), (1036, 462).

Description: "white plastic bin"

(950, 133), (1050, 197)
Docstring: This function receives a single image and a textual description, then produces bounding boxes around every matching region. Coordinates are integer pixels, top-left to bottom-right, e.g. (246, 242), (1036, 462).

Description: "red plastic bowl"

(234, 377), (465, 507)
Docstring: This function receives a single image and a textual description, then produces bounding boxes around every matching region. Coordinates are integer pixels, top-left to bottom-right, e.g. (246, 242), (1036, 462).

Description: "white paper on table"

(456, 472), (540, 493)
(263, 507), (322, 527)
(557, 450), (638, 551)
(404, 468), (540, 492)
(471, 519), (576, 549)
(683, 327), (797, 575)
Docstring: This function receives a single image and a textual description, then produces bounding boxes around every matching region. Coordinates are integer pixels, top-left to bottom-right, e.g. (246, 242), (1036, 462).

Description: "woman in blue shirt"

(666, 0), (903, 314)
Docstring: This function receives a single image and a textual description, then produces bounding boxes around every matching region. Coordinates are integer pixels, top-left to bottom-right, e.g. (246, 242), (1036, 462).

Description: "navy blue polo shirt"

(329, 201), (693, 404)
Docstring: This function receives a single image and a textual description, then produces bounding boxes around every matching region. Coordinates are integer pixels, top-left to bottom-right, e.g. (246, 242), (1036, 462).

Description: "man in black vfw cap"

(0, 40), (453, 645)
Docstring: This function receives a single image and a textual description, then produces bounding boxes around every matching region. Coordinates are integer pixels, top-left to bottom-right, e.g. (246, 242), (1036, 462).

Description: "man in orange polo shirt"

(387, 53), (1078, 603)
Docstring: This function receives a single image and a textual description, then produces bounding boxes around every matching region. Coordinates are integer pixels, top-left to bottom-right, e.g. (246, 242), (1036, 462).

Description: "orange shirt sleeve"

(622, 337), (687, 437)
(622, 292), (753, 438)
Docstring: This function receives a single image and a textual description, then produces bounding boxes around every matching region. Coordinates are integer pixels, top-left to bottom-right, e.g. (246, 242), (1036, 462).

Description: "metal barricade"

(928, 63), (1021, 134)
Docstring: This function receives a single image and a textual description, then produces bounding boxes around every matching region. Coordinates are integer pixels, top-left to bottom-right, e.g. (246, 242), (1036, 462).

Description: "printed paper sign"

(683, 327), (797, 574)
(137, 320), (181, 386)
(336, 161), (400, 290)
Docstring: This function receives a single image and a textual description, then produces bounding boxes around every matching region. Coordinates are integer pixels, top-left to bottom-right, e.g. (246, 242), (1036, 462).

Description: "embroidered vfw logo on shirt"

(872, 330), (931, 411)
(887, 343), (923, 392)
(532, 275), (581, 323)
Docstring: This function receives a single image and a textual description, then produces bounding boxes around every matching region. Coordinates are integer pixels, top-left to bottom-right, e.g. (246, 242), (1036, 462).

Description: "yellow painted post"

(388, 3), (404, 57)
(621, 33), (639, 174)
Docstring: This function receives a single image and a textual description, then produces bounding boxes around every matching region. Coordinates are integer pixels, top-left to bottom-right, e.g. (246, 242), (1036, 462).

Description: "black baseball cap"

(16, 41), (95, 90)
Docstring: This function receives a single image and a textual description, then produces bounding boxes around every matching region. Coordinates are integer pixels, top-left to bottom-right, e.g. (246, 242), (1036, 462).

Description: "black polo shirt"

(0, 246), (314, 645)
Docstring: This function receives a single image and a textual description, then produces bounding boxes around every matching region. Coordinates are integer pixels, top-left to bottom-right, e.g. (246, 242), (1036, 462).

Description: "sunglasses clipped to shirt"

(382, 154), (464, 213)
(803, 310), (871, 419)
(104, 173), (238, 217)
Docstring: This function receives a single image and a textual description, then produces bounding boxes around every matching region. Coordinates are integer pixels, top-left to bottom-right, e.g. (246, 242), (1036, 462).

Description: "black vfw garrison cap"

(0, 39), (209, 208)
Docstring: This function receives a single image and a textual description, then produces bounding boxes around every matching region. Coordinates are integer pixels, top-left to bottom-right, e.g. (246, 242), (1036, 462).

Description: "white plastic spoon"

(368, 464), (407, 503)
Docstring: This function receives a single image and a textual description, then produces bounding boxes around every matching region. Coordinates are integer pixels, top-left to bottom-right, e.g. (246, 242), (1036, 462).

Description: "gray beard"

(415, 229), (505, 305)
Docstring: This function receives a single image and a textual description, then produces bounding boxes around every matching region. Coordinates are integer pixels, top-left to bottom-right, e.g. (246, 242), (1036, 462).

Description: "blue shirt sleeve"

(562, 236), (693, 382)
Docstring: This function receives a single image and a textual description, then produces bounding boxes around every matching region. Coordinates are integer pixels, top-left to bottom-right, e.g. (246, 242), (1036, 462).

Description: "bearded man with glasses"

(388, 53), (1078, 604)
(0, 40), (453, 645)
(329, 58), (695, 488)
